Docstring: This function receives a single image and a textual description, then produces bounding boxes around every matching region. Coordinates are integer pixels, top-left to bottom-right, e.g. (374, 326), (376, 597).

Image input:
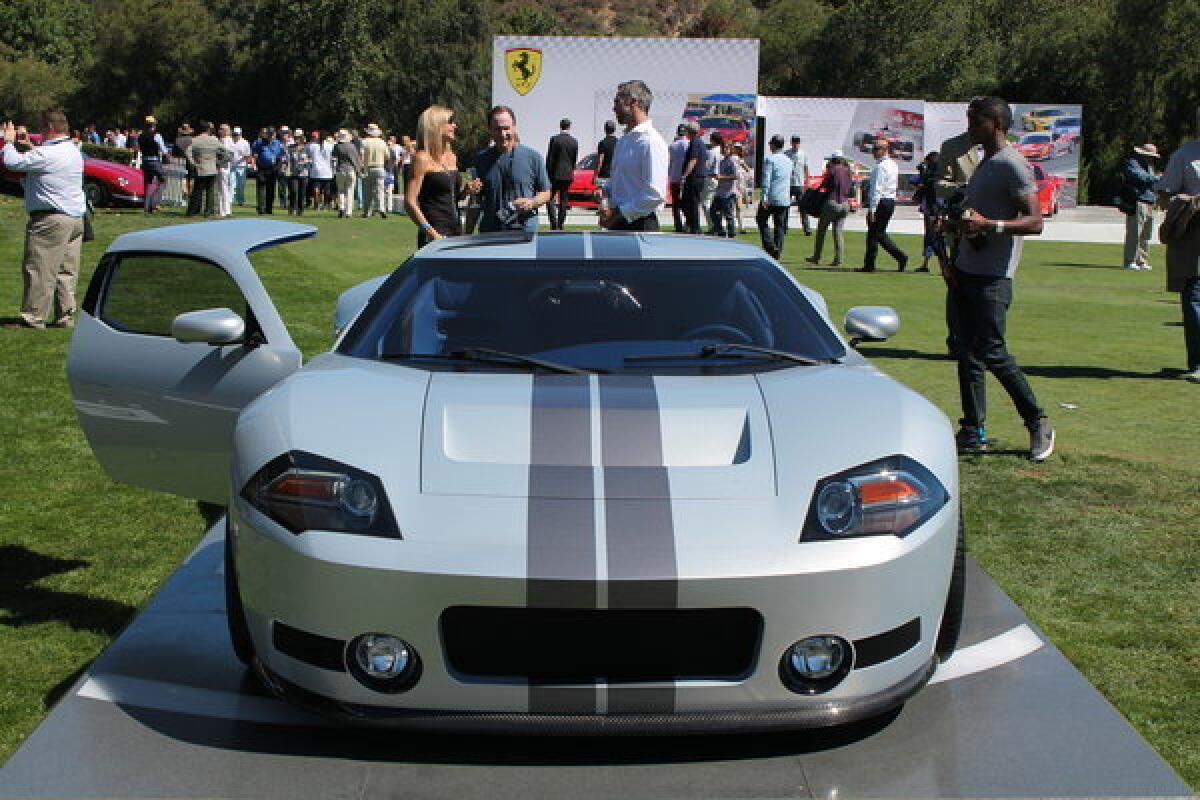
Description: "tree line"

(2, 0), (1196, 202)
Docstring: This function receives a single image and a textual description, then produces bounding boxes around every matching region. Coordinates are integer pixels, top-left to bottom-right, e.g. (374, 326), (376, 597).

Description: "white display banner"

(923, 102), (971, 162)
(757, 96), (926, 177)
(492, 36), (759, 163)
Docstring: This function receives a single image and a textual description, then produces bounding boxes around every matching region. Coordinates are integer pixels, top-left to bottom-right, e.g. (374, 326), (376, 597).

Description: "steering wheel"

(680, 323), (753, 345)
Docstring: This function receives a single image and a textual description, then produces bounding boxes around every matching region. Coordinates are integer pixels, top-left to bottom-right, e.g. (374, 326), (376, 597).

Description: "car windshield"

(339, 258), (845, 374)
(1022, 134), (1052, 144)
(699, 118), (741, 129)
(577, 154), (596, 169)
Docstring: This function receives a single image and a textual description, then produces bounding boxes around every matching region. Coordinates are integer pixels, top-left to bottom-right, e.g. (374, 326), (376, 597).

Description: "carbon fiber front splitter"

(256, 656), (938, 736)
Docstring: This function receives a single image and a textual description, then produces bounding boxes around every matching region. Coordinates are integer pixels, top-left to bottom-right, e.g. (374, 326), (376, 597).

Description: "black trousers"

(670, 182), (684, 232)
(609, 211), (659, 231)
(756, 203), (789, 256)
(186, 175), (216, 216)
(548, 178), (572, 230)
(288, 176), (308, 214)
(864, 198), (906, 269)
(681, 176), (704, 234)
(790, 186), (812, 233)
(141, 159), (164, 211)
(256, 168), (277, 213)
(950, 270), (1042, 430)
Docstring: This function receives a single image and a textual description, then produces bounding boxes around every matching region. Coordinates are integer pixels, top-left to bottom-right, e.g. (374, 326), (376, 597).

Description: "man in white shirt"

(600, 79), (668, 231)
(785, 136), (812, 235)
(2, 111), (86, 329)
(667, 124), (688, 232)
(231, 126), (253, 206)
(860, 139), (908, 272)
(701, 133), (722, 232)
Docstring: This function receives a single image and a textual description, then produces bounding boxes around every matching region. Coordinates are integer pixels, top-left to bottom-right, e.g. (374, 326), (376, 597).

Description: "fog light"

(781, 635), (852, 694)
(347, 634), (420, 692)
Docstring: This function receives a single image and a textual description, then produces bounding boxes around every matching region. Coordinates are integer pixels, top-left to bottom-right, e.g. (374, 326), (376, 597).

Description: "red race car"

(1014, 132), (1055, 162)
(1, 133), (144, 207)
(1032, 164), (1065, 216)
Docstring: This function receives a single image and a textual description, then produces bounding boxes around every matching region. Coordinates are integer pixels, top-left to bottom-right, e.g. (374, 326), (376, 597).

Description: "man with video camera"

(469, 106), (550, 233)
(2, 112), (86, 330)
(948, 96), (1054, 462)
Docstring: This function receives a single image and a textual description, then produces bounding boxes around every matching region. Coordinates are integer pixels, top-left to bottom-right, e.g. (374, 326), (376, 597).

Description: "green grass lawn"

(0, 195), (1196, 785)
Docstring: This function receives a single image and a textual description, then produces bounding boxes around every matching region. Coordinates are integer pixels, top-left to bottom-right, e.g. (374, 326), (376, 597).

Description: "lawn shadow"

(1021, 364), (1177, 380)
(0, 545), (136, 636)
(1050, 262), (1124, 270)
(856, 346), (954, 362)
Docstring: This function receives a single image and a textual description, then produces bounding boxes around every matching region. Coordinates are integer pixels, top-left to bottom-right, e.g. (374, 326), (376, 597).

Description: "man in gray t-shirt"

(950, 97), (1055, 462)
(956, 145), (1036, 278)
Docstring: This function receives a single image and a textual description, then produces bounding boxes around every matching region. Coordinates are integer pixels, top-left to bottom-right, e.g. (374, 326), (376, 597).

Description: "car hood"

(421, 371), (775, 500)
(237, 357), (955, 507)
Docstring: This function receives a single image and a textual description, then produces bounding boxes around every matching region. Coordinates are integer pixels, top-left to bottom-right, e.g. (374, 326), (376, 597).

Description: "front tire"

(83, 179), (110, 208)
(224, 519), (255, 666)
(935, 515), (966, 661)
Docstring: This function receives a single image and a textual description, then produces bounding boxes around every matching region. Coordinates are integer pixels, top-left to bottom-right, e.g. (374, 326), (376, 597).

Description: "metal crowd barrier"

(160, 160), (188, 207)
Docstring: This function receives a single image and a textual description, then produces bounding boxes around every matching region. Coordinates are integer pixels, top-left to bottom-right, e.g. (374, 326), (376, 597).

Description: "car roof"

(106, 219), (317, 263)
(416, 231), (770, 262)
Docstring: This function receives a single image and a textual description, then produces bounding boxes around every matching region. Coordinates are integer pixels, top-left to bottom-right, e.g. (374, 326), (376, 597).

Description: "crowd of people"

(4, 88), (1198, 459)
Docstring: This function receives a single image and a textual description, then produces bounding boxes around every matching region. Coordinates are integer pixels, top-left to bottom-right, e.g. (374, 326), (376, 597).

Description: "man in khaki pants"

(2, 111), (86, 329)
(360, 123), (391, 219)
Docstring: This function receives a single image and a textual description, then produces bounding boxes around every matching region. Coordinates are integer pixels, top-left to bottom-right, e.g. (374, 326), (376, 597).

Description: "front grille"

(440, 606), (762, 683)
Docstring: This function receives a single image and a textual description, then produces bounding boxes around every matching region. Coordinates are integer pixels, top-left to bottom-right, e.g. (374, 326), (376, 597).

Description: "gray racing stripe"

(589, 232), (642, 260)
(527, 374), (597, 712)
(599, 374), (677, 714)
(535, 231), (586, 259)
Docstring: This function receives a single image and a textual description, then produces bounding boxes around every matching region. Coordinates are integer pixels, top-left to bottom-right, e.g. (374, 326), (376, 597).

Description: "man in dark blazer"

(545, 118), (578, 230)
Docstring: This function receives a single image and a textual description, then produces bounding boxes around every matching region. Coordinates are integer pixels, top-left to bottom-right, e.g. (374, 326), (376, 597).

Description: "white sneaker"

(1141, 264), (1153, 271)
(1183, 369), (1200, 384)
(1124, 263), (1140, 270)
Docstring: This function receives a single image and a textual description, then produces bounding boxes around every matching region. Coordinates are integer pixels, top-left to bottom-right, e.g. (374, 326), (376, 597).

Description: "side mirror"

(844, 306), (899, 347)
(172, 308), (246, 345)
(334, 275), (388, 339)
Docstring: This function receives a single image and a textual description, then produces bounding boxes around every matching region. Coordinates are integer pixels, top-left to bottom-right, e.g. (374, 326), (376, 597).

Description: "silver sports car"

(68, 220), (962, 733)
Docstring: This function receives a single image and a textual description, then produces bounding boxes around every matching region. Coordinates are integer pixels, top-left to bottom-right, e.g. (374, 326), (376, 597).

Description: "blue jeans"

(710, 194), (736, 236)
(1183, 276), (1200, 371)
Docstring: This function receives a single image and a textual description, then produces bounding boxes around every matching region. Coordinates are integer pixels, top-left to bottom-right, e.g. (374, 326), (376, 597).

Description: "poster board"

(492, 36), (759, 164)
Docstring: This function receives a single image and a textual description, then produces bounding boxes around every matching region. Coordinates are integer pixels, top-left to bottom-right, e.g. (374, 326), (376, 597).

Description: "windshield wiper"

(625, 343), (835, 366)
(381, 348), (599, 375)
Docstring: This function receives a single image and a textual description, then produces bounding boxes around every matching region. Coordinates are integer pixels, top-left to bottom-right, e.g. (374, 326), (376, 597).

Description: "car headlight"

(241, 450), (401, 537)
(801, 455), (947, 541)
(117, 176), (130, 187)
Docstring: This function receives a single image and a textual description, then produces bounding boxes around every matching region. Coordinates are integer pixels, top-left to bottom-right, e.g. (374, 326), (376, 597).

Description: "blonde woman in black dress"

(406, 105), (465, 247)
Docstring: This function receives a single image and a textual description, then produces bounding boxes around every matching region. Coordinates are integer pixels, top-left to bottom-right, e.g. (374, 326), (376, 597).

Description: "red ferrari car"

(1032, 164), (1065, 216)
(567, 153), (600, 208)
(696, 116), (750, 145)
(806, 172), (862, 212)
(1, 134), (144, 207)
(1015, 132), (1055, 162)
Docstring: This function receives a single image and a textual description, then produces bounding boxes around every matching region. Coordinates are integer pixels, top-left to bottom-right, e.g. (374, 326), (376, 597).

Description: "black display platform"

(1, 524), (1192, 799)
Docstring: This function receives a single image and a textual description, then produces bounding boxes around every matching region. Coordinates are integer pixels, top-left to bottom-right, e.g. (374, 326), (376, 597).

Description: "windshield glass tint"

(339, 258), (844, 373)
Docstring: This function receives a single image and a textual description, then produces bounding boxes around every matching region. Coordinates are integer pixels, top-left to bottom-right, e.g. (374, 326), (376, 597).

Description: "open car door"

(67, 220), (314, 504)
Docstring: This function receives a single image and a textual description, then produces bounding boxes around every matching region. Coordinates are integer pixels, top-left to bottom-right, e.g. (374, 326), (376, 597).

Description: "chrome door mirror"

(172, 308), (246, 345)
(844, 306), (899, 347)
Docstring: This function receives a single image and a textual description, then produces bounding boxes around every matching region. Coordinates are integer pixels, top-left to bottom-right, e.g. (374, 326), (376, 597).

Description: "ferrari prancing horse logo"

(506, 48), (542, 96)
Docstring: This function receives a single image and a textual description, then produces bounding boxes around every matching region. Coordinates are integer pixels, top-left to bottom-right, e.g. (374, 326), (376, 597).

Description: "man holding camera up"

(470, 106), (550, 233)
(950, 96), (1054, 462)
(2, 112), (86, 329)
